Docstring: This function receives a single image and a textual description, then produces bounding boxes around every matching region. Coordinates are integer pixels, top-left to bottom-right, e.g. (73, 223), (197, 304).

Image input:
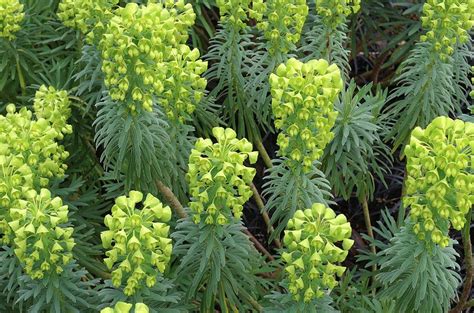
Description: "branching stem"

(362, 197), (377, 272)
(450, 208), (473, 313)
(250, 182), (282, 248)
(255, 139), (273, 169)
(155, 180), (187, 219)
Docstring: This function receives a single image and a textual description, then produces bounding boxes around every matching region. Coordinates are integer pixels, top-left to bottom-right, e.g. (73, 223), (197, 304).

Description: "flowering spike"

(187, 127), (258, 225)
(283, 204), (352, 303)
(404, 116), (473, 247)
(101, 191), (172, 296)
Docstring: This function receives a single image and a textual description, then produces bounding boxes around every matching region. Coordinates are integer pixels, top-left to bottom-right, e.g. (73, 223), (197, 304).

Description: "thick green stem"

(255, 139), (273, 169)
(15, 56), (26, 95)
(362, 197), (377, 272)
(155, 180), (187, 219)
(450, 209), (473, 313)
(250, 182), (281, 248)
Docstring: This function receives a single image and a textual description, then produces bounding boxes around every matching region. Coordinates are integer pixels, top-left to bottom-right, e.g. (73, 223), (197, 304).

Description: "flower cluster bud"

(404, 116), (473, 247)
(216, 0), (262, 30)
(8, 189), (75, 279)
(283, 204), (353, 303)
(101, 191), (172, 296)
(315, 0), (361, 29)
(101, 302), (149, 313)
(251, 0), (308, 55)
(270, 58), (342, 171)
(0, 88), (72, 243)
(57, 0), (117, 43)
(0, 0), (24, 40)
(187, 127), (258, 225)
(33, 85), (73, 139)
(99, 1), (207, 119)
(420, 0), (474, 61)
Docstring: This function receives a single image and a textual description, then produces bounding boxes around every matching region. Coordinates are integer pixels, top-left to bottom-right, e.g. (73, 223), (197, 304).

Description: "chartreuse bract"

(57, 0), (118, 43)
(263, 58), (341, 240)
(367, 117), (472, 313)
(101, 190), (172, 296)
(280, 205), (352, 307)
(173, 127), (267, 311)
(187, 127), (258, 224)
(404, 116), (473, 247)
(385, 0), (474, 150)
(270, 58), (342, 170)
(0, 0), (24, 41)
(101, 301), (149, 313)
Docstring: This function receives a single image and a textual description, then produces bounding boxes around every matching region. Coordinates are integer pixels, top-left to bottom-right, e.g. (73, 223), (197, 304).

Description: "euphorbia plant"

(267, 204), (353, 312)
(173, 127), (268, 312)
(263, 57), (342, 239)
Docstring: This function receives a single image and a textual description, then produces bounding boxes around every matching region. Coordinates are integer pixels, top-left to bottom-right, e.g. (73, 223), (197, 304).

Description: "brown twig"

(243, 229), (274, 261)
(155, 180), (187, 219)
(450, 209), (473, 313)
(250, 183), (282, 249)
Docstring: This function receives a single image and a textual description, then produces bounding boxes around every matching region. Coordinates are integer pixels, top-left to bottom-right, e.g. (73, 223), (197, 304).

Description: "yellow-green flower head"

(101, 302), (149, 313)
(187, 127), (258, 225)
(283, 204), (353, 303)
(33, 85), (73, 139)
(0, 0), (24, 40)
(420, 0), (474, 60)
(270, 58), (342, 171)
(158, 44), (208, 123)
(101, 191), (172, 296)
(251, 0), (308, 55)
(57, 0), (118, 42)
(8, 188), (75, 279)
(99, 1), (206, 118)
(315, 0), (361, 29)
(216, 0), (262, 30)
(404, 116), (474, 248)
(0, 104), (70, 196)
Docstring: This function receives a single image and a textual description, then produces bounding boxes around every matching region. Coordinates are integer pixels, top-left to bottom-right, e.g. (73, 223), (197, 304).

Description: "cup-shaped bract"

(0, 87), (72, 244)
(283, 204), (353, 303)
(187, 127), (258, 225)
(101, 302), (149, 313)
(216, 0), (262, 30)
(420, 0), (474, 60)
(251, 0), (308, 55)
(404, 116), (473, 247)
(315, 0), (361, 29)
(8, 189), (75, 279)
(57, 0), (118, 43)
(0, 0), (24, 40)
(270, 58), (342, 171)
(33, 85), (73, 139)
(99, 1), (207, 119)
(101, 191), (172, 296)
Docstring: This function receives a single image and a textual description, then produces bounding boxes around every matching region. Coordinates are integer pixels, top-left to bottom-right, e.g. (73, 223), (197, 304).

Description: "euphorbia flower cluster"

(101, 191), (172, 296)
(57, 0), (118, 43)
(315, 0), (361, 29)
(251, 0), (308, 55)
(187, 127), (258, 225)
(9, 189), (75, 279)
(270, 58), (342, 171)
(282, 204), (353, 302)
(216, 0), (263, 30)
(0, 87), (72, 243)
(0, 0), (24, 40)
(101, 302), (149, 313)
(99, 1), (207, 119)
(420, 0), (474, 60)
(404, 116), (473, 247)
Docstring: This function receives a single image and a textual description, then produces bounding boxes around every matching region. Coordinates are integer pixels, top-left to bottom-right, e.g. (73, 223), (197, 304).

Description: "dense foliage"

(0, 0), (472, 312)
